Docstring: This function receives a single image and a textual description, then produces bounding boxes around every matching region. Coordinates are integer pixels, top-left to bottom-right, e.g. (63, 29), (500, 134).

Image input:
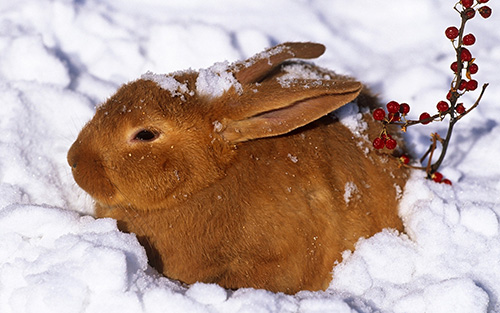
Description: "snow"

(343, 182), (359, 204)
(1, 0), (500, 312)
(333, 101), (368, 139)
(276, 63), (332, 88)
(287, 153), (299, 164)
(196, 61), (243, 98)
(141, 71), (194, 98)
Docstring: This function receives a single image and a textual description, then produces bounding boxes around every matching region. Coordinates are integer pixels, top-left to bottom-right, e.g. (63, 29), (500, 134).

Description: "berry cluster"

(372, 101), (410, 150)
(372, 0), (491, 184)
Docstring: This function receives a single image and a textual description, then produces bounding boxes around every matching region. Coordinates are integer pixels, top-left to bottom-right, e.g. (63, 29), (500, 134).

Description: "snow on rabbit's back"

(67, 42), (409, 294)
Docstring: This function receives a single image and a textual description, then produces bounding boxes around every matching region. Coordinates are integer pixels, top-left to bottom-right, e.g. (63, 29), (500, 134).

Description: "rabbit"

(67, 42), (409, 294)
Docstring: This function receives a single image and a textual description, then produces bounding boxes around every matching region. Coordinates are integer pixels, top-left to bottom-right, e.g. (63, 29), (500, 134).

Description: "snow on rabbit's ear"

(232, 42), (326, 84)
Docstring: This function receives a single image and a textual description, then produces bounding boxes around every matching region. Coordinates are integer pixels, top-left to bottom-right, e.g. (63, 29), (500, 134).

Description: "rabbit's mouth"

(68, 142), (119, 206)
(71, 162), (118, 205)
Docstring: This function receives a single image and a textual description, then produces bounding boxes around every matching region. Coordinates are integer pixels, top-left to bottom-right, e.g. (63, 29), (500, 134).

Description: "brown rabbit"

(68, 42), (408, 294)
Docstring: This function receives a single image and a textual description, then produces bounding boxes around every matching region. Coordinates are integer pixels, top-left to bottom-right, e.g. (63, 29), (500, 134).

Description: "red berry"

(456, 103), (466, 114)
(419, 112), (432, 124)
(442, 179), (453, 185)
(478, 0), (489, 3)
(388, 112), (401, 122)
(385, 138), (397, 150)
(386, 101), (400, 114)
(399, 103), (410, 114)
(463, 33), (476, 45)
(468, 63), (478, 74)
(479, 6), (492, 18)
(431, 172), (444, 183)
(460, 48), (472, 62)
(461, 0), (473, 8)
(445, 26), (459, 40)
(464, 8), (476, 20)
(466, 79), (478, 91)
(437, 101), (449, 112)
(373, 108), (386, 121)
(450, 61), (459, 73)
(373, 137), (385, 150)
(458, 80), (467, 90)
(399, 155), (410, 165)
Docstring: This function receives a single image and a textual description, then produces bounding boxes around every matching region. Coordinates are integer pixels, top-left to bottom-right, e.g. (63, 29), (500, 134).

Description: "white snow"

(141, 71), (194, 98)
(1, 0), (500, 312)
(196, 61), (243, 98)
(333, 101), (369, 139)
(343, 182), (359, 204)
(143, 61), (243, 99)
(276, 63), (332, 88)
(212, 120), (224, 132)
(287, 153), (299, 163)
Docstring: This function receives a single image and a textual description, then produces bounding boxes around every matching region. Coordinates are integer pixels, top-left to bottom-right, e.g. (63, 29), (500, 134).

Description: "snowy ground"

(1, 0), (500, 312)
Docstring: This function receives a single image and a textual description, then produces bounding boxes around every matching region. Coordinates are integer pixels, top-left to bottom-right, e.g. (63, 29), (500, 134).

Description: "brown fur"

(67, 42), (408, 294)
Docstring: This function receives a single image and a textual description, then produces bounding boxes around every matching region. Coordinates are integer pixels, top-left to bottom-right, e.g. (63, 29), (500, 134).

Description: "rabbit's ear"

(233, 42), (325, 84)
(220, 79), (362, 143)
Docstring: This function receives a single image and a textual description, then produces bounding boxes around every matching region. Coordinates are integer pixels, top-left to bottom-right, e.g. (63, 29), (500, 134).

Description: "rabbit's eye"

(133, 129), (158, 142)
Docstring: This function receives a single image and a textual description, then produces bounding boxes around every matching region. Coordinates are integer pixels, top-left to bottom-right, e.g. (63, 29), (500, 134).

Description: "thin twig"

(455, 83), (489, 121)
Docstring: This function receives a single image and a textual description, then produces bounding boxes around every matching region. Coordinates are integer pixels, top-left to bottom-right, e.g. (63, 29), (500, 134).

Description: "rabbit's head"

(67, 42), (363, 212)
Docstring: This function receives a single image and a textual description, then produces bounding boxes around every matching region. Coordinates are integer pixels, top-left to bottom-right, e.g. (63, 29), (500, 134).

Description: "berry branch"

(371, 0), (491, 184)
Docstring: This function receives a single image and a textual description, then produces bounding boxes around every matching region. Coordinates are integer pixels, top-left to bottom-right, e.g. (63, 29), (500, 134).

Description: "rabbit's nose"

(67, 142), (80, 169)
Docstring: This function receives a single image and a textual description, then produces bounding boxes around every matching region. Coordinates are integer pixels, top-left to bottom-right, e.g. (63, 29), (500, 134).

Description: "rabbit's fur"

(68, 42), (409, 294)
